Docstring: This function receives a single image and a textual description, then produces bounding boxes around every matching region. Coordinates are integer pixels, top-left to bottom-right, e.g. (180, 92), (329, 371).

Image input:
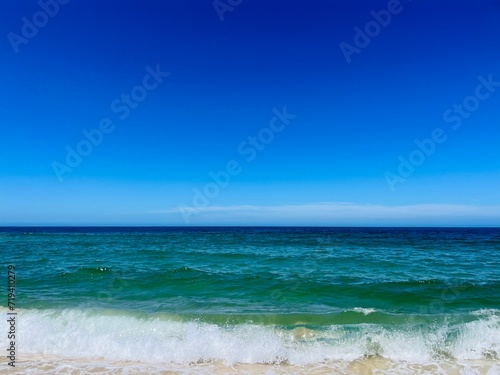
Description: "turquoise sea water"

(1, 227), (499, 373)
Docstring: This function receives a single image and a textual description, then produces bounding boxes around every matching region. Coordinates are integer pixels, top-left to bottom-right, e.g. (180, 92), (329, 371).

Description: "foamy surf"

(350, 307), (377, 315)
(2, 307), (499, 373)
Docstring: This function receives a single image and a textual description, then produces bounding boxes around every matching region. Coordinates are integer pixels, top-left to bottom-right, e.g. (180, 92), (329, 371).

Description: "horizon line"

(1, 225), (499, 229)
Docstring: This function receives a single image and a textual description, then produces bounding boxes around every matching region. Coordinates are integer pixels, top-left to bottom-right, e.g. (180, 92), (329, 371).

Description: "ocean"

(1, 227), (499, 374)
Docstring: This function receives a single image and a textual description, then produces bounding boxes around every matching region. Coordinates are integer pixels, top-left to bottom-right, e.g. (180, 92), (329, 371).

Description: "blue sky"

(1, 0), (499, 225)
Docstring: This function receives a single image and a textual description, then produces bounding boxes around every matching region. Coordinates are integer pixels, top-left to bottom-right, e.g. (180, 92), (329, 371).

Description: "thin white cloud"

(145, 202), (500, 226)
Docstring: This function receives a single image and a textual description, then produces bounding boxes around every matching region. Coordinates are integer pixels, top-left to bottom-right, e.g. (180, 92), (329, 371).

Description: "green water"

(1, 227), (499, 367)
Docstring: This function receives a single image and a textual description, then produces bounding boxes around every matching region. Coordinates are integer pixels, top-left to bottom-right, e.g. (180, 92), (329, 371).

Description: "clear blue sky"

(1, 0), (499, 226)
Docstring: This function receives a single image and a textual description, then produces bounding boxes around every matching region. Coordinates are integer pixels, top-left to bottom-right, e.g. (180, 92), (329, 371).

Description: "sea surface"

(1, 227), (499, 374)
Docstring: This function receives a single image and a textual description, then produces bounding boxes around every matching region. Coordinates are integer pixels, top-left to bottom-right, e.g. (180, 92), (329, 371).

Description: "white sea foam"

(471, 309), (500, 317)
(350, 307), (377, 315)
(2, 308), (499, 368)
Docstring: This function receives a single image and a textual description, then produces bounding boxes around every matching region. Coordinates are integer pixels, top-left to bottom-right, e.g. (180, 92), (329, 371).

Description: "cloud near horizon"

(148, 202), (500, 226)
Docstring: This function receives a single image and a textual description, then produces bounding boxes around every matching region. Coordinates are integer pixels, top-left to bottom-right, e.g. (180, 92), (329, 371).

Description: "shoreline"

(3, 355), (498, 375)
